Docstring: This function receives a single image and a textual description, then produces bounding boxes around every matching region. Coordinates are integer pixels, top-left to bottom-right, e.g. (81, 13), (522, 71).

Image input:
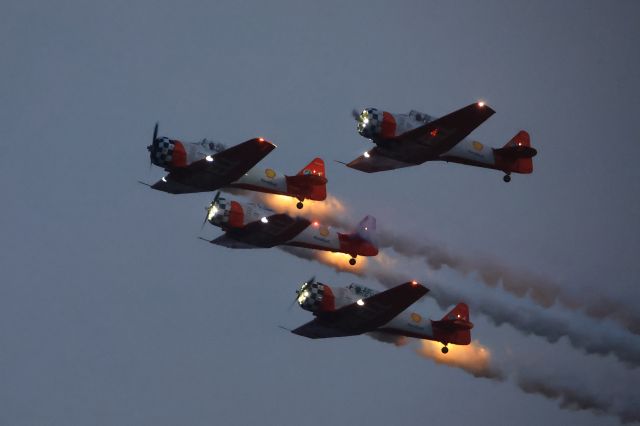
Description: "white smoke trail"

(282, 237), (640, 422)
(242, 191), (640, 344)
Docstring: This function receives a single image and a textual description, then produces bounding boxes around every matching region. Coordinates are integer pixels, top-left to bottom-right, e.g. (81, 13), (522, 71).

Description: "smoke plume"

(249, 191), (639, 337)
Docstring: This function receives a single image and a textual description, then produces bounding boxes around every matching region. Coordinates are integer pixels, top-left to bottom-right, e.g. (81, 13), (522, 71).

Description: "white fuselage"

(439, 138), (497, 167)
(230, 165), (289, 194)
(287, 222), (343, 251)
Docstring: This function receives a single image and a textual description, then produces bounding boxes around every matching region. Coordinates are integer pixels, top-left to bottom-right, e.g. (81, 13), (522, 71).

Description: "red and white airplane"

(200, 193), (378, 265)
(144, 124), (327, 208)
(291, 278), (473, 354)
(346, 102), (537, 182)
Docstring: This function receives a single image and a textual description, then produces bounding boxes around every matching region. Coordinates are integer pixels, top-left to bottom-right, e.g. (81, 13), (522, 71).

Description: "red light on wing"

(430, 129), (439, 137)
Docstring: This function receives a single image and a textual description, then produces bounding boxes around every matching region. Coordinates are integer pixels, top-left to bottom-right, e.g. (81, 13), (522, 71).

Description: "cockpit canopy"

(408, 110), (432, 123)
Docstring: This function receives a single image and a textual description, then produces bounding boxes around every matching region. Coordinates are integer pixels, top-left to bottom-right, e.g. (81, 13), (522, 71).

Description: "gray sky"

(1, 1), (639, 425)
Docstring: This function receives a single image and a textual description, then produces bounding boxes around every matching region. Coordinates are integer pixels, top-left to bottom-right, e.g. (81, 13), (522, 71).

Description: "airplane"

(144, 123), (327, 208)
(346, 102), (537, 182)
(290, 278), (473, 354)
(199, 192), (378, 265)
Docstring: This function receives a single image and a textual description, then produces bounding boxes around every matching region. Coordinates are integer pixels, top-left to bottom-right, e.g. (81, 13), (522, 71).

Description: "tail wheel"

(349, 258), (356, 266)
(503, 174), (511, 183)
(441, 346), (449, 354)
(296, 201), (304, 209)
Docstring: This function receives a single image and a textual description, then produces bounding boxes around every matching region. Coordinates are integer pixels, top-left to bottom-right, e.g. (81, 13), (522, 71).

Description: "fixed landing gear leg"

(296, 198), (304, 209)
(503, 173), (511, 183)
(349, 257), (357, 266)
(441, 345), (449, 354)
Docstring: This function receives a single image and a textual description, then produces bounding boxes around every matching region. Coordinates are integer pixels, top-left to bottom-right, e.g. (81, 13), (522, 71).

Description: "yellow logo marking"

(410, 313), (422, 323)
(472, 141), (484, 151)
(265, 168), (276, 179)
(319, 226), (330, 237)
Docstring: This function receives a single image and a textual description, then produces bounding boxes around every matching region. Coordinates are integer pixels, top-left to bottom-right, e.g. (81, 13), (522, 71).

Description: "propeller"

(289, 276), (315, 309)
(202, 191), (222, 229)
(147, 122), (159, 168)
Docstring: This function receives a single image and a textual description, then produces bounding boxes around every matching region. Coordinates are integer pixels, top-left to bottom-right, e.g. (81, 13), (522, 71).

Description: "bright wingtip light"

(364, 152), (370, 158)
(205, 155), (214, 162)
(356, 299), (365, 306)
(260, 217), (269, 224)
(477, 101), (485, 107)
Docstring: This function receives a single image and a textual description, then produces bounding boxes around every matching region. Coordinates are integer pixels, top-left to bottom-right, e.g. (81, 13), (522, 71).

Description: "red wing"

(346, 147), (416, 173)
(292, 282), (429, 338)
(151, 138), (275, 193)
(212, 214), (311, 248)
(397, 102), (495, 154)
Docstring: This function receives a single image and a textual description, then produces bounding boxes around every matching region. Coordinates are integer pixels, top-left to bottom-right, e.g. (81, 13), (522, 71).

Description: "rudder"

(495, 130), (535, 174)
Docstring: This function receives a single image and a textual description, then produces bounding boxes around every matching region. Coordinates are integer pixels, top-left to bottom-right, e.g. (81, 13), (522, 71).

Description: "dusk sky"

(2, 1), (639, 425)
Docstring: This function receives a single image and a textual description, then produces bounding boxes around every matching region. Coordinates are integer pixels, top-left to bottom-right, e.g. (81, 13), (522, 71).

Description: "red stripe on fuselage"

(170, 140), (187, 167)
(228, 201), (244, 228)
(381, 112), (397, 139)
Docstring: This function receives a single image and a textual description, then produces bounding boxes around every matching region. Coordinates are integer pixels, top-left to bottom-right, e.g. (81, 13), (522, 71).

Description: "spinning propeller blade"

(290, 276), (315, 309)
(202, 191), (222, 229)
(148, 122), (159, 169)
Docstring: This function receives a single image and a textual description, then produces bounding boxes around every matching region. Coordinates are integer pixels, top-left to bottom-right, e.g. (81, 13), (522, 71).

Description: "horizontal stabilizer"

(493, 145), (537, 159)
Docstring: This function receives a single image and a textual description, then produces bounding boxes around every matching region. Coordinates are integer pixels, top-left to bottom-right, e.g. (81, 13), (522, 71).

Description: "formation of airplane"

(347, 102), (537, 182)
(291, 278), (473, 354)
(144, 123), (327, 208)
(141, 100), (535, 354)
(199, 192), (378, 266)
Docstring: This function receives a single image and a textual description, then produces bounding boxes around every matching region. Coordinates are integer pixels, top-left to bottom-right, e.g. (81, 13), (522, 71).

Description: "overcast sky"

(1, 1), (639, 425)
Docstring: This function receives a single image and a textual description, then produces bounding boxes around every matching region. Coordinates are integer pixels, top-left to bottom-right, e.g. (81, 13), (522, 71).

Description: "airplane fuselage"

(229, 166), (289, 195)
(340, 284), (438, 340)
(207, 199), (376, 260)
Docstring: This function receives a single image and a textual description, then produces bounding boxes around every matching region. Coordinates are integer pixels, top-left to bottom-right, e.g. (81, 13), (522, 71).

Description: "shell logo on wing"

(265, 168), (276, 179)
(319, 226), (330, 237)
(472, 141), (484, 151)
(303, 169), (312, 175)
(410, 313), (422, 323)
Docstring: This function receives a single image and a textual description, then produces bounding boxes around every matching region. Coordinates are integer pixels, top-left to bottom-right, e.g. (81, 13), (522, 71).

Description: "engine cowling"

(356, 108), (397, 140)
(297, 282), (335, 312)
(148, 137), (187, 168)
(206, 198), (245, 228)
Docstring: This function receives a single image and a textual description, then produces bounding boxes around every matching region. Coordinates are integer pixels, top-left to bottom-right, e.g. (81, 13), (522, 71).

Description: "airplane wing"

(345, 147), (417, 173)
(292, 282), (429, 338)
(151, 138), (276, 193)
(210, 214), (311, 248)
(346, 103), (495, 173)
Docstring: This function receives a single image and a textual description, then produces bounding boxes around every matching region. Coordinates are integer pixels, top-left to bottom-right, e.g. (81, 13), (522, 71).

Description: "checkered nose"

(357, 108), (382, 139)
(206, 198), (230, 227)
(297, 282), (335, 312)
(148, 137), (175, 168)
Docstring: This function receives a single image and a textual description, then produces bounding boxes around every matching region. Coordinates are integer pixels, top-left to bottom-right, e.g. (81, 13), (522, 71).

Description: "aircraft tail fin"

(431, 303), (473, 345)
(494, 130), (536, 174)
(297, 157), (325, 177)
(286, 158), (327, 201)
(354, 215), (377, 244)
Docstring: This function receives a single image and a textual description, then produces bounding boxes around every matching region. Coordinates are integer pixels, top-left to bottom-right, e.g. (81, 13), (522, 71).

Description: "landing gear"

(503, 174), (511, 183)
(441, 346), (449, 354)
(349, 258), (357, 266)
(296, 201), (304, 209)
